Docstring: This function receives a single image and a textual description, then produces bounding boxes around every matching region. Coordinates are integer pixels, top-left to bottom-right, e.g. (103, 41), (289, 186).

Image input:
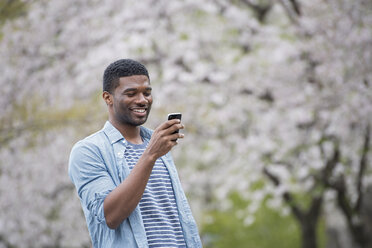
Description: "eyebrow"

(123, 87), (152, 93)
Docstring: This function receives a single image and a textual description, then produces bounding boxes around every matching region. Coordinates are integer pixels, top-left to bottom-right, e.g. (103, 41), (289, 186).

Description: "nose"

(135, 93), (148, 105)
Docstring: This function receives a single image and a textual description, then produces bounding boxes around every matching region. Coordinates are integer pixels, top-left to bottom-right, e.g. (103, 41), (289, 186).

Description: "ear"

(102, 91), (113, 106)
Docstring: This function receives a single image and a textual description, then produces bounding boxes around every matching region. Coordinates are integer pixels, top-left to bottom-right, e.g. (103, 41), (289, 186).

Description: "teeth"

(133, 109), (145, 113)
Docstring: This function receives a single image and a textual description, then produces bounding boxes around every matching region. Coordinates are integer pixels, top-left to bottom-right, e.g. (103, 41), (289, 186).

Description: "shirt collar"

(103, 121), (153, 144)
(103, 121), (124, 144)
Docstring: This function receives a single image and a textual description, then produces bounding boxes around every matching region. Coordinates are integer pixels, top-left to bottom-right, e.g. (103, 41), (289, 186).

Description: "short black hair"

(103, 59), (150, 93)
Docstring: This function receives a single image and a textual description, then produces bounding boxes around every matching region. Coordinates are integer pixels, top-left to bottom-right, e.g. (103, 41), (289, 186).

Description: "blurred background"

(0, 0), (371, 247)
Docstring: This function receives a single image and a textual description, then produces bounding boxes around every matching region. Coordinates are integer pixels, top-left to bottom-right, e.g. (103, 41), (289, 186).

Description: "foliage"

(0, 0), (28, 40)
(0, 0), (28, 24)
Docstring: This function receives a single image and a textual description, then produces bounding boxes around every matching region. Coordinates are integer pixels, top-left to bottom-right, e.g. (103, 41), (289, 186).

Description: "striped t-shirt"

(124, 141), (187, 248)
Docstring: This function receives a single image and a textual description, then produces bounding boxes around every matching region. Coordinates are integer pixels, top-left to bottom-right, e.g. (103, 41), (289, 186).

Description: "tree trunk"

(299, 218), (318, 248)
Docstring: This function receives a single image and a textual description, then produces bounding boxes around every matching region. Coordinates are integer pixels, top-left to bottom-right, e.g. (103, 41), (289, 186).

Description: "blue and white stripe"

(124, 142), (186, 248)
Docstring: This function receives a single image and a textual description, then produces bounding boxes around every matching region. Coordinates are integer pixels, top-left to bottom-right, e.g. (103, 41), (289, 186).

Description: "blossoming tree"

(0, 0), (371, 247)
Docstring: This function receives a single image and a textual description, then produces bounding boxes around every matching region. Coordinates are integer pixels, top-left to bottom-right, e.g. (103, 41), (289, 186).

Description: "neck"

(109, 118), (143, 144)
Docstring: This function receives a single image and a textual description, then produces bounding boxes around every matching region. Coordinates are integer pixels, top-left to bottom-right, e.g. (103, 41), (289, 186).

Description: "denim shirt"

(68, 121), (202, 248)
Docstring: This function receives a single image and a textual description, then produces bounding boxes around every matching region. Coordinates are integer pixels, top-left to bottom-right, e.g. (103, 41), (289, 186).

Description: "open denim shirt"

(68, 121), (202, 247)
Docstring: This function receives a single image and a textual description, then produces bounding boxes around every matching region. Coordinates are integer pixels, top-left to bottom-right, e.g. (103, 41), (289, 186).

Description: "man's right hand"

(143, 119), (184, 162)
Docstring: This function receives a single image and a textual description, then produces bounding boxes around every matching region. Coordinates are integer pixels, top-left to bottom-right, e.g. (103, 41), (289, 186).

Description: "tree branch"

(334, 176), (353, 225)
(289, 0), (301, 16)
(324, 127), (371, 247)
(263, 167), (304, 221)
(332, 175), (369, 246)
(320, 137), (340, 185)
(240, 0), (273, 23)
(277, 0), (300, 25)
(355, 124), (370, 212)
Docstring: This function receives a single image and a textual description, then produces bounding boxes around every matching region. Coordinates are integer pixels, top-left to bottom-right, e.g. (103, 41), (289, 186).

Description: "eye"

(124, 91), (136, 97)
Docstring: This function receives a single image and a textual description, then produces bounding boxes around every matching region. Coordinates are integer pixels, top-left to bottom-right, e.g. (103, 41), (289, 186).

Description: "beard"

(114, 104), (151, 127)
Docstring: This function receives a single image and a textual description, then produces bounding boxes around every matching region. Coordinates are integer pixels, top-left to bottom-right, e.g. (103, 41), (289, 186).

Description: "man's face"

(111, 75), (152, 127)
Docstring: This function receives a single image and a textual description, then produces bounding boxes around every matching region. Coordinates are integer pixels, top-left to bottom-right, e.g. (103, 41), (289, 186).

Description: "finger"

(170, 133), (184, 141)
(165, 123), (184, 135)
(157, 119), (181, 131)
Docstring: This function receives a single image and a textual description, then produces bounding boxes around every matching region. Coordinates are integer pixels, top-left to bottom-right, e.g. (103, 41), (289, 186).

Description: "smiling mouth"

(130, 108), (148, 116)
(132, 109), (146, 113)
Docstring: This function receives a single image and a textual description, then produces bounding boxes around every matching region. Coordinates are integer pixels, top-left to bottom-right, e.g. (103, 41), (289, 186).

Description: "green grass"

(201, 193), (326, 248)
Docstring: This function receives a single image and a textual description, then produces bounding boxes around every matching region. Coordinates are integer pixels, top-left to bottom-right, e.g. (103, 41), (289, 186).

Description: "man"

(68, 59), (202, 247)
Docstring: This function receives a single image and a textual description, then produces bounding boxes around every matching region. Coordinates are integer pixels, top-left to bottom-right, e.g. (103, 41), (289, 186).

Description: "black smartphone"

(168, 113), (182, 134)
